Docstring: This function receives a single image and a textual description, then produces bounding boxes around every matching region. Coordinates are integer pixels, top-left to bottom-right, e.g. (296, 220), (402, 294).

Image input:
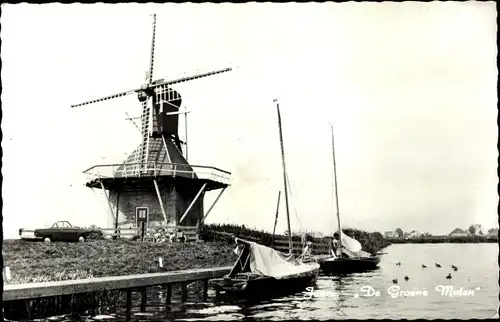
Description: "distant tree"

(314, 232), (325, 238)
(488, 228), (499, 235)
(478, 230), (484, 236)
(395, 228), (404, 238)
(474, 224), (483, 235)
(468, 225), (476, 236)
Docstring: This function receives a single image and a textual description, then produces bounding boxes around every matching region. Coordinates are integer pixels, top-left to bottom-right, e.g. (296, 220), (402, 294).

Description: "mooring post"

(181, 282), (188, 302)
(126, 289), (132, 315)
(89, 292), (96, 316)
(140, 287), (147, 312)
(71, 294), (79, 319)
(25, 299), (33, 320)
(166, 283), (172, 304)
(202, 279), (209, 301)
(53, 295), (59, 316)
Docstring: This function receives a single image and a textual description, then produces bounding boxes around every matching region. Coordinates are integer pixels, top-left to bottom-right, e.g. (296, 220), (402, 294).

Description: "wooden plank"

(3, 266), (232, 301)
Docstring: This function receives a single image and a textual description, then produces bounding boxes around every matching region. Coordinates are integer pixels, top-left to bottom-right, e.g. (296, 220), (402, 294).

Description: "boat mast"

(330, 123), (343, 253)
(275, 99), (293, 254)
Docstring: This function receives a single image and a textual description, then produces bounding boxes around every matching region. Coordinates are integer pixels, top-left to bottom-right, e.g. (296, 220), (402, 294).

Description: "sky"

(1, 2), (498, 239)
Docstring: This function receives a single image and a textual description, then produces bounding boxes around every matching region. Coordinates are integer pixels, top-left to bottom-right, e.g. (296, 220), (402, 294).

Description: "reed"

(200, 224), (390, 255)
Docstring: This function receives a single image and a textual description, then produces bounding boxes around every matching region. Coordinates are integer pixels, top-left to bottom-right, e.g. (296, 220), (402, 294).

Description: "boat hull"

(210, 268), (319, 301)
(320, 256), (381, 275)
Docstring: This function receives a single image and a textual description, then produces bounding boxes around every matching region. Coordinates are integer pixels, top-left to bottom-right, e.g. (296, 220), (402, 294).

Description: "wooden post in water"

(89, 292), (96, 316)
(25, 299), (33, 320)
(54, 295), (59, 315)
(71, 294), (78, 319)
(166, 284), (172, 304)
(181, 282), (188, 302)
(202, 279), (209, 301)
(126, 289), (132, 315)
(140, 287), (147, 312)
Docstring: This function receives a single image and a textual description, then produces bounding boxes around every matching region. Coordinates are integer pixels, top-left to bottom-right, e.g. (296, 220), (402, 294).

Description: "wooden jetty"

(3, 266), (231, 319)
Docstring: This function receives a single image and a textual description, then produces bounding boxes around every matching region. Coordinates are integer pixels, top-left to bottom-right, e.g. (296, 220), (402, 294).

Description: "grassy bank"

(386, 235), (498, 244)
(3, 239), (237, 285)
(4, 224), (390, 285)
(201, 224), (391, 255)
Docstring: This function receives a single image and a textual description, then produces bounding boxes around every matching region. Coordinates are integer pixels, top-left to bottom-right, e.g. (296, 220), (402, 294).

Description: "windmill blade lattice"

(129, 99), (152, 176)
(70, 88), (139, 108)
(148, 13), (157, 84)
(152, 67), (232, 90)
(71, 13), (233, 177)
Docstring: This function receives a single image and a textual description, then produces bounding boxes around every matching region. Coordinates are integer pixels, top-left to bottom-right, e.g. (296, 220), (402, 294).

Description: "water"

(17, 243), (499, 321)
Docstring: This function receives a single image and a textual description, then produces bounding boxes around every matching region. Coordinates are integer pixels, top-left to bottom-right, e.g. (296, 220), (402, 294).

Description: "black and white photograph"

(1, 2), (498, 320)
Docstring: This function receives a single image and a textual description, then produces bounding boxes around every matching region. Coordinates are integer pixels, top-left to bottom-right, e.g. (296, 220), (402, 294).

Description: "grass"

(4, 224), (390, 285)
(3, 239), (237, 285)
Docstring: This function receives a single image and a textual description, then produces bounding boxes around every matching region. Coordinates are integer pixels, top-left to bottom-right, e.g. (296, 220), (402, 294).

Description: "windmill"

(73, 14), (232, 233)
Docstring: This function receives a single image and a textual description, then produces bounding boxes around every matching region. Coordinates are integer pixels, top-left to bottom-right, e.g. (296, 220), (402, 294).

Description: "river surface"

(21, 243), (499, 321)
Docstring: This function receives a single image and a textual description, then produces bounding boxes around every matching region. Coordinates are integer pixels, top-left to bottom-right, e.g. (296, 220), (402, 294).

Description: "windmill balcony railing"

(83, 162), (232, 185)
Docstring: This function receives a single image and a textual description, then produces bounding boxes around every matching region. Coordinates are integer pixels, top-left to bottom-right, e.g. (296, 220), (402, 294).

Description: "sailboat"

(209, 99), (320, 299)
(320, 124), (381, 275)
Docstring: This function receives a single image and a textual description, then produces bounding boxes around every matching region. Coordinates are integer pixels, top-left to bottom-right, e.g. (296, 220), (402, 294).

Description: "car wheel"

(78, 236), (85, 242)
(44, 237), (52, 243)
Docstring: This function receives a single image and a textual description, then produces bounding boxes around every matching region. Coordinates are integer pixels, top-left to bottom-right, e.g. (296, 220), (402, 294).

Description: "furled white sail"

(245, 240), (319, 279)
(340, 230), (362, 253)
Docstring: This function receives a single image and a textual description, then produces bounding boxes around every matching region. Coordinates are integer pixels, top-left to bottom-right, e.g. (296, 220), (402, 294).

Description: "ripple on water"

(188, 305), (241, 315)
(92, 315), (116, 320)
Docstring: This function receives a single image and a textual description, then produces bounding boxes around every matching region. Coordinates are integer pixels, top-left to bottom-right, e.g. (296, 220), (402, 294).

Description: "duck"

(451, 265), (458, 271)
(435, 263), (441, 268)
(396, 262), (401, 266)
(422, 264), (427, 268)
(404, 275), (409, 281)
(392, 278), (398, 284)
(446, 273), (452, 279)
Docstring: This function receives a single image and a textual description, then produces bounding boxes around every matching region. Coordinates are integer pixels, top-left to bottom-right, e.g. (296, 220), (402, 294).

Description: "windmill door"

(136, 207), (149, 228)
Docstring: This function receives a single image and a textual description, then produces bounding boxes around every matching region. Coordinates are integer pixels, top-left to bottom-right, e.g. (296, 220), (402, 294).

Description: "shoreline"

(386, 236), (498, 244)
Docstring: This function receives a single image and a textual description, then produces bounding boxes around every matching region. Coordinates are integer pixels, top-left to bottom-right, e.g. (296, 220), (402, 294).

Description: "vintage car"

(29, 221), (93, 243)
